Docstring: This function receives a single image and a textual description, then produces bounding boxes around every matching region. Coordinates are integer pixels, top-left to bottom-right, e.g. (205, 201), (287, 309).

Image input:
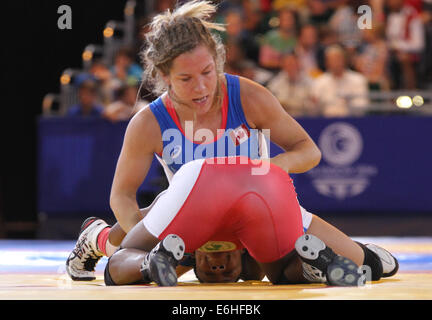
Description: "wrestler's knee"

(104, 248), (123, 286)
(279, 260), (308, 284)
(273, 254), (306, 285)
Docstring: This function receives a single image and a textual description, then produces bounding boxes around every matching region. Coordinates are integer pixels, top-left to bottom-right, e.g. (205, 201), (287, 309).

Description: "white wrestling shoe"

(365, 243), (399, 277)
(140, 234), (185, 287)
(66, 217), (110, 281)
(295, 234), (366, 287)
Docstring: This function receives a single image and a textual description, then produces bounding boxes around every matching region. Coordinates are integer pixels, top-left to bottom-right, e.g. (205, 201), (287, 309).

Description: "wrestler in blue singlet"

(149, 73), (311, 233)
(149, 73), (268, 180)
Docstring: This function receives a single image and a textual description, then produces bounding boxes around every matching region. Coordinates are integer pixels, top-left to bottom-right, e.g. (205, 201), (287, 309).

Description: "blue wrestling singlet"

(149, 73), (269, 180)
(149, 73), (312, 233)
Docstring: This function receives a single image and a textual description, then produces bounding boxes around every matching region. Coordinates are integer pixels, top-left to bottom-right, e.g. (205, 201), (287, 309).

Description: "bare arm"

(240, 76), (321, 173)
(109, 107), (163, 233)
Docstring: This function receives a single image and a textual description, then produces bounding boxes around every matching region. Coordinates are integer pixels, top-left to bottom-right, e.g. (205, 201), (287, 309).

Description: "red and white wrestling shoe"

(66, 217), (110, 281)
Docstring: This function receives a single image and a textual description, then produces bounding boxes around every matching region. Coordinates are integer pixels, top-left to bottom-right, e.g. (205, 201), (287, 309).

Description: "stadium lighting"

(396, 96), (413, 109)
(60, 68), (80, 86)
(60, 73), (71, 85)
(103, 26), (114, 38)
(82, 44), (103, 68)
(82, 50), (93, 61)
(412, 95), (424, 107)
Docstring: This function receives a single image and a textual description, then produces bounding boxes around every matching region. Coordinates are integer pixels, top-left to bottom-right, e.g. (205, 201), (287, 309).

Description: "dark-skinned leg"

(105, 221), (184, 286)
(107, 249), (147, 285)
(121, 220), (160, 251)
(256, 250), (308, 284)
(105, 222), (160, 285)
(240, 250), (265, 281)
(281, 254), (310, 284)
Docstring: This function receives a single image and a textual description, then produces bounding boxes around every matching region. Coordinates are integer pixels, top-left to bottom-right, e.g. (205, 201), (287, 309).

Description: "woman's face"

(282, 54), (299, 78)
(164, 44), (218, 116)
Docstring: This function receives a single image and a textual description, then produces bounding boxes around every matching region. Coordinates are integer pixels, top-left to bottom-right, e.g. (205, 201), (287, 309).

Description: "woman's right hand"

(109, 106), (163, 233)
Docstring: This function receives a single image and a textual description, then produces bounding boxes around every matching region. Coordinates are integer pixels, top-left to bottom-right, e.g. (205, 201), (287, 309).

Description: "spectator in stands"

(306, 0), (334, 28)
(327, 0), (362, 52)
(103, 78), (147, 123)
(111, 47), (143, 84)
(272, 0), (310, 24)
(238, 59), (274, 85)
(317, 24), (340, 50)
(419, 0), (432, 87)
(89, 59), (118, 105)
(258, 7), (299, 69)
(241, 0), (272, 37)
(220, 8), (260, 62)
(67, 80), (104, 117)
(224, 40), (273, 85)
(370, 0), (387, 26)
(353, 27), (390, 91)
(385, 0), (425, 89)
(267, 52), (316, 116)
(272, 0), (307, 10)
(311, 45), (370, 117)
(295, 24), (325, 78)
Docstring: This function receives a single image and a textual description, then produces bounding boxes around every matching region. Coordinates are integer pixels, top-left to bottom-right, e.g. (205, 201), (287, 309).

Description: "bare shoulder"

(238, 76), (286, 129)
(124, 103), (163, 154)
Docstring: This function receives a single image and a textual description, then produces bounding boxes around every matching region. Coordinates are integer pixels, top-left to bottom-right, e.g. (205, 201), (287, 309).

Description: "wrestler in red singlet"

(142, 156), (304, 263)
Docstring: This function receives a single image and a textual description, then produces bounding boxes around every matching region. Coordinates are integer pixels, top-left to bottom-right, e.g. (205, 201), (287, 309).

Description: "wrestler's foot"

(140, 234), (185, 287)
(295, 234), (366, 287)
(365, 243), (399, 277)
(66, 217), (110, 281)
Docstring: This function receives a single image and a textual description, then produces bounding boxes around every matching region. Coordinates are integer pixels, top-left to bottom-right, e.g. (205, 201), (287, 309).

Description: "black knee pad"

(104, 257), (118, 286)
(356, 242), (383, 281)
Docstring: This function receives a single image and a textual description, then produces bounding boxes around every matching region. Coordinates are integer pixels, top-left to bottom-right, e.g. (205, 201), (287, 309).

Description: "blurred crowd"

(66, 46), (147, 121)
(64, 0), (432, 119)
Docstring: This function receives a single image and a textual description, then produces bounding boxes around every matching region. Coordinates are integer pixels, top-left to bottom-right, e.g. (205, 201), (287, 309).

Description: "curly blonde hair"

(141, 0), (226, 96)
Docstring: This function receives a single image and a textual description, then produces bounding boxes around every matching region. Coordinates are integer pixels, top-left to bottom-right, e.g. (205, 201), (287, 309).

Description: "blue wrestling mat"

(0, 240), (108, 274)
(0, 238), (431, 274)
